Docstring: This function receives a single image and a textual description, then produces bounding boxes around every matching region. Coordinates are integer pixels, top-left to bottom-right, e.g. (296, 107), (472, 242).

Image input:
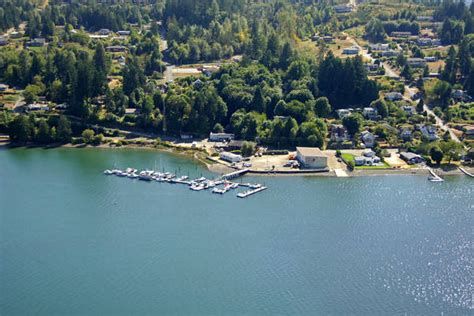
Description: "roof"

(400, 152), (422, 160)
(296, 147), (326, 157)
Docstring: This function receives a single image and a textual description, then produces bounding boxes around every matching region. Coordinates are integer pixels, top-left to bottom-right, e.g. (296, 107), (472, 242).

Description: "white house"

(209, 132), (234, 142)
(337, 109), (352, 119)
(220, 151), (243, 163)
(296, 147), (328, 169)
(363, 107), (378, 120)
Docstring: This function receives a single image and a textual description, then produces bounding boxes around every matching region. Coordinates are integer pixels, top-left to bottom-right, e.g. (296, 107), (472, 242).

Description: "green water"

(0, 147), (473, 315)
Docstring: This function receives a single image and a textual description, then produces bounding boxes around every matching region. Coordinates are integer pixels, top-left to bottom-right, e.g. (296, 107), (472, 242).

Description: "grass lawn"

(341, 153), (391, 169)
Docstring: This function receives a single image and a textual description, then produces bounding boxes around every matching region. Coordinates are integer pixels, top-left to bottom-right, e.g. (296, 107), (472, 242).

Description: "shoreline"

(2, 141), (472, 178)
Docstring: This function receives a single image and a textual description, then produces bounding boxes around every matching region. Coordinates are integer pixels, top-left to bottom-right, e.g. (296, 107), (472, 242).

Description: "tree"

(430, 146), (443, 165)
(57, 116), (72, 143)
(416, 98), (425, 113)
(371, 99), (388, 118)
(441, 46), (457, 84)
(342, 114), (363, 137)
(365, 18), (386, 42)
(23, 84), (42, 104)
(213, 123), (224, 133)
(81, 129), (95, 144)
(35, 119), (51, 144)
(241, 141), (255, 157)
(440, 140), (464, 164)
(314, 97), (331, 118)
(252, 85), (266, 113)
(9, 115), (33, 143)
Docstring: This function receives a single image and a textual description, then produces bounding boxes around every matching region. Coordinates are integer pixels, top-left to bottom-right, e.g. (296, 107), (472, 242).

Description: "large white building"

(219, 152), (243, 163)
(296, 147), (328, 169)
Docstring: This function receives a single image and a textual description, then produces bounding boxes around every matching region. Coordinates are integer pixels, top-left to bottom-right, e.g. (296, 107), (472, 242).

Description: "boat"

(103, 169), (113, 175)
(428, 176), (444, 182)
(127, 173), (139, 179)
(212, 188), (227, 194)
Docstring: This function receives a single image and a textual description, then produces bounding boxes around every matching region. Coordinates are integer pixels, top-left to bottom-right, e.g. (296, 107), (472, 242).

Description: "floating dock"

(220, 169), (249, 180)
(459, 167), (474, 178)
(237, 186), (267, 198)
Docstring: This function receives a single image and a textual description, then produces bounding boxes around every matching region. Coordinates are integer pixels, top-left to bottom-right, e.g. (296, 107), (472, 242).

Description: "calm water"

(0, 147), (473, 315)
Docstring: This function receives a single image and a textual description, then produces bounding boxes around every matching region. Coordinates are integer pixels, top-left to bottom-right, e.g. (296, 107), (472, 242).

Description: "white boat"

(103, 169), (113, 175)
(428, 176), (444, 182)
(127, 173), (139, 179)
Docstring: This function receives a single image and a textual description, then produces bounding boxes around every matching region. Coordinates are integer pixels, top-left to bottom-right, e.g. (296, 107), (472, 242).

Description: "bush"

(81, 129), (95, 144)
(91, 133), (104, 145)
(347, 160), (355, 171)
(336, 150), (341, 157)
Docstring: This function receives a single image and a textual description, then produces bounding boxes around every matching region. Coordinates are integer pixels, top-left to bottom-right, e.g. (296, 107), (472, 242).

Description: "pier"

(459, 167), (474, 178)
(428, 168), (444, 182)
(220, 169), (249, 180)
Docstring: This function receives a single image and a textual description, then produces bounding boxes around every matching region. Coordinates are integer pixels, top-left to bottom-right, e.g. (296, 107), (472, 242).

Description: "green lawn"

(341, 153), (391, 169)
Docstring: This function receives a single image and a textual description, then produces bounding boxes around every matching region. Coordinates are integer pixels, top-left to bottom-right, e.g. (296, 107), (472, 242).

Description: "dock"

(103, 167), (266, 198)
(459, 167), (474, 178)
(237, 186), (267, 198)
(220, 169), (249, 180)
(428, 168), (444, 182)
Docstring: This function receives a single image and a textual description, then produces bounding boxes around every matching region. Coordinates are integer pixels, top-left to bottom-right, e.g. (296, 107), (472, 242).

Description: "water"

(0, 147), (473, 315)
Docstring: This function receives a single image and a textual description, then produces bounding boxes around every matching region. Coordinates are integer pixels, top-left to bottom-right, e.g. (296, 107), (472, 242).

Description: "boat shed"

(296, 147), (328, 169)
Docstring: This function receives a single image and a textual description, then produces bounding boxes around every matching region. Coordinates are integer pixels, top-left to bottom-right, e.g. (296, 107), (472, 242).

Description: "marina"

(103, 167), (267, 198)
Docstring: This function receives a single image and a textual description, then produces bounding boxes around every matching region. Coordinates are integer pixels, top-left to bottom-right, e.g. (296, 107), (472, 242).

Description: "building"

(416, 16), (434, 22)
(400, 128), (413, 141)
(117, 30), (131, 36)
(296, 147), (328, 169)
(342, 46), (360, 55)
(209, 132), (234, 142)
(363, 107), (378, 120)
(336, 109), (352, 119)
(402, 106), (415, 116)
(463, 125), (474, 139)
(380, 50), (398, 57)
(361, 131), (375, 148)
(330, 124), (349, 142)
(384, 92), (404, 102)
(424, 56), (438, 62)
(390, 31), (412, 38)
(322, 35), (334, 43)
(451, 90), (472, 102)
(407, 58), (426, 68)
(0, 36), (8, 46)
(26, 38), (46, 47)
(0, 84), (8, 92)
(369, 43), (390, 51)
(400, 152), (424, 164)
(98, 29), (111, 36)
(420, 125), (439, 141)
(106, 45), (127, 52)
(334, 4), (353, 13)
(220, 151), (243, 163)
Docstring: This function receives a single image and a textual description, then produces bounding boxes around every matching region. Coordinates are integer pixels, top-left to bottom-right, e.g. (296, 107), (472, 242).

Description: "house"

(407, 58), (426, 68)
(400, 128), (412, 141)
(366, 63), (380, 73)
(402, 106), (415, 116)
(55, 103), (69, 110)
(384, 92), (404, 102)
(336, 109), (352, 119)
(361, 131), (375, 148)
(451, 90), (472, 102)
(417, 38), (434, 47)
(0, 37), (8, 46)
(424, 56), (438, 62)
(330, 124), (349, 142)
(106, 45), (127, 52)
(420, 125), (438, 141)
(209, 132), (234, 142)
(10, 31), (22, 39)
(220, 151), (243, 163)
(0, 84), (8, 92)
(334, 4), (353, 13)
(124, 108), (138, 114)
(180, 134), (193, 140)
(416, 16), (434, 22)
(296, 147), (328, 169)
(322, 35), (334, 43)
(355, 150), (381, 166)
(117, 30), (131, 36)
(342, 46), (360, 55)
(26, 38), (46, 47)
(390, 31), (412, 38)
(400, 152), (424, 164)
(462, 125), (474, 139)
(369, 43), (390, 51)
(223, 140), (246, 151)
(27, 102), (49, 111)
(363, 107), (378, 120)
(380, 50), (398, 57)
(98, 29), (111, 36)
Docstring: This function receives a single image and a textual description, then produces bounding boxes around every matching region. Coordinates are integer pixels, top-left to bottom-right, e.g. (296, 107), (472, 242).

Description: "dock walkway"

(459, 167), (474, 178)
